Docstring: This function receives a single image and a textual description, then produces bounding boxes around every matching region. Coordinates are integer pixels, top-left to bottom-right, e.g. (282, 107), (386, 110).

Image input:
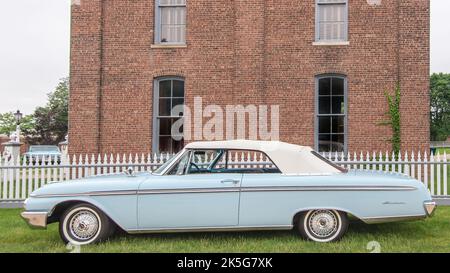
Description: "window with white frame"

(315, 75), (347, 153)
(153, 78), (185, 153)
(155, 0), (186, 44)
(316, 0), (348, 42)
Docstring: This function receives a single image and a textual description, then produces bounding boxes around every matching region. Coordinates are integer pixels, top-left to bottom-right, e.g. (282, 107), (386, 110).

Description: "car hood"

(30, 172), (152, 197)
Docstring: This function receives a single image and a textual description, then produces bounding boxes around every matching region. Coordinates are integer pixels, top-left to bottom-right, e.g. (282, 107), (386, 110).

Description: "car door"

(137, 150), (242, 230)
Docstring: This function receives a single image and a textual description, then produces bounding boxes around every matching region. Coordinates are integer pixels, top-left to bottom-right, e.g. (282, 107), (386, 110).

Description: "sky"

(0, 0), (449, 115)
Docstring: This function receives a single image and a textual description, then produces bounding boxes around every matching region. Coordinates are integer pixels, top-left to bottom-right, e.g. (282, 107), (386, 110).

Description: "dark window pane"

(318, 116), (331, 134)
(159, 136), (172, 153)
(332, 116), (345, 133)
(172, 139), (184, 153)
(171, 118), (184, 137)
(172, 98), (184, 109)
(318, 134), (331, 152)
(173, 80), (184, 97)
(174, 118), (183, 133)
(159, 80), (172, 97)
(319, 78), (331, 95)
(332, 78), (344, 96)
(159, 98), (171, 116)
(331, 134), (345, 152)
(159, 118), (172, 135)
(156, 78), (185, 154)
(316, 76), (347, 153)
(318, 97), (331, 114)
(331, 96), (345, 114)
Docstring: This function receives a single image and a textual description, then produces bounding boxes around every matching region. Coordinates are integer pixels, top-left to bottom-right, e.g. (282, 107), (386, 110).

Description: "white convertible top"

(185, 140), (341, 174)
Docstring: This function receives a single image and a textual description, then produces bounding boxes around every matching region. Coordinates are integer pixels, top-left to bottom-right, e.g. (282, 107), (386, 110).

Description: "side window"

(177, 149), (281, 175)
(188, 150), (224, 174)
(221, 150), (280, 174)
(167, 151), (190, 175)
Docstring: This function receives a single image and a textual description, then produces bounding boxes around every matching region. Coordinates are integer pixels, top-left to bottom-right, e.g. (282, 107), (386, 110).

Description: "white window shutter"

(317, 0), (347, 42)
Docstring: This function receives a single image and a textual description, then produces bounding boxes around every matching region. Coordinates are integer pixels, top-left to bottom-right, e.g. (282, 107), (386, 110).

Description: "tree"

(0, 112), (34, 136)
(0, 112), (16, 135)
(430, 73), (450, 141)
(22, 78), (69, 145)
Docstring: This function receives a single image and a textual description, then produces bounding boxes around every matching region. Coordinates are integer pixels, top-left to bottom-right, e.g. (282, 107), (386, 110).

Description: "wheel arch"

(291, 207), (362, 226)
(48, 199), (125, 232)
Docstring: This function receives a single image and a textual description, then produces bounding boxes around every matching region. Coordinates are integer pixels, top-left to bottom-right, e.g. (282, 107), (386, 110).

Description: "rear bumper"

(20, 211), (48, 229)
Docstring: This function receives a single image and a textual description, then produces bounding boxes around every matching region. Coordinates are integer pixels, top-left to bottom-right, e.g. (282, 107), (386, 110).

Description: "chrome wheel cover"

(307, 210), (338, 239)
(69, 210), (100, 241)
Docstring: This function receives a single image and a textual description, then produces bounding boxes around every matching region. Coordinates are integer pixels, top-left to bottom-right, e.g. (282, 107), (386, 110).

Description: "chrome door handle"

(220, 179), (240, 184)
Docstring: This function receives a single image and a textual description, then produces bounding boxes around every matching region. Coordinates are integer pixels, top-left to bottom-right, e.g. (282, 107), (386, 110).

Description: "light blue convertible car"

(21, 140), (436, 244)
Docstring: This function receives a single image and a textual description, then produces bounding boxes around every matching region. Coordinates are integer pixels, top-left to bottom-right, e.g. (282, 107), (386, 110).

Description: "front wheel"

(297, 209), (348, 243)
(59, 204), (113, 245)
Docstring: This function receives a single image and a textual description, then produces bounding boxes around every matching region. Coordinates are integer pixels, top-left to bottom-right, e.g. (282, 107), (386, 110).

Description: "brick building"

(69, 0), (430, 155)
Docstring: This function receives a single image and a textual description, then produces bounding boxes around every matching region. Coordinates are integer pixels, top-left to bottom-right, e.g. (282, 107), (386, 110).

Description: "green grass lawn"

(1, 207), (450, 253)
(437, 148), (450, 155)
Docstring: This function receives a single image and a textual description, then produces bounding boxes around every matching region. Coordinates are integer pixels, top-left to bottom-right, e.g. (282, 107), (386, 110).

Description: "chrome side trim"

(240, 185), (417, 192)
(361, 214), (426, 224)
(127, 225), (293, 234)
(138, 188), (239, 195)
(382, 201), (406, 205)
(31, 185), (417, 198)
(20, 211), (48, 228)
(31, 190), (137, 198)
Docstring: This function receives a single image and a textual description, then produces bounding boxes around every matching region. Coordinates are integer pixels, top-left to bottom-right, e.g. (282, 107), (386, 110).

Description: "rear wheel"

(59, 203), (113, 245)
(297, 209), (348, 242)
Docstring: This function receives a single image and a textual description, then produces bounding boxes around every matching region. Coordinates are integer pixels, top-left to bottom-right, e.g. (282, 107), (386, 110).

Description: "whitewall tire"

(297, 209), (348, 243)
(59, 204), (113, 245)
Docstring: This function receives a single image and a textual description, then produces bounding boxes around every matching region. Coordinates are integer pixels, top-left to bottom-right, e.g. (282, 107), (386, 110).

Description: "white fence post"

(437, 153), (442, 196)
(444, 152), (448, 196)
(424, 151), (428, 190)
(430, 152), (435, 196)
(417, 151), (422, 183)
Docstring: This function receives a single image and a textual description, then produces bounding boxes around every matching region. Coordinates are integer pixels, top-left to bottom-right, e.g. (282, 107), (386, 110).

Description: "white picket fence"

(0, 151), (448, 201)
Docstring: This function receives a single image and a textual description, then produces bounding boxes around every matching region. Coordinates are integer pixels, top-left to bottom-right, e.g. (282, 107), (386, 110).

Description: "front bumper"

(424, 201), (437, 217)
(20, 211), (48, 229)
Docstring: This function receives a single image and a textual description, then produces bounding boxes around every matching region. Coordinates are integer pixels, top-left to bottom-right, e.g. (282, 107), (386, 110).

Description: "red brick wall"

(69, 0), (430, 155)
(69, 0), (103, 154)
(0, 135), (9, 154)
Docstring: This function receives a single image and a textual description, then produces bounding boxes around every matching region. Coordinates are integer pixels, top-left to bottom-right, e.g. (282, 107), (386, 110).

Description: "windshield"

(311, 151), (348, 173)
(152, 150), (184, 175)
(29, 146), (60, 153)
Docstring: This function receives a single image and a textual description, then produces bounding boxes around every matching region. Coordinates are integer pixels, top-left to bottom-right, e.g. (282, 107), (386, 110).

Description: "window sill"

(312, 41), (350, 46)
(151, 44), (187, 49)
